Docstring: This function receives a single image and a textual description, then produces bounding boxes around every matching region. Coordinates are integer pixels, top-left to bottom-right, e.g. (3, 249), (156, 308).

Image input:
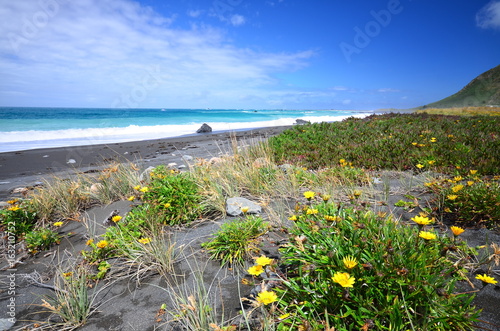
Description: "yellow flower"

(303, 191), (315, 200)
(8, 206), (20, 211)
(416, 164), (424, 169)
(248, 265), (264, 276)
(306, 208), (318, 215)
(111, 215), (122, 223)
(7, 199), (19, 205)
(53, 221), (64, 227)
(453, 176), (463, 182)
(322, 194), (331, 202)
(138, 238), (151, 244)
(139, 186), (149, 193)
(256, 255), (273, 267)
(447, 195), (458, 201)
(450, 226), (465, 236)
(353, 190), (362, 197)
(288, 215), (297, 221)
(419, 231), (437, 240)
(451, 184), (464, 193)
(430, 137), (437, 142)
(62, 272), (73, 278)
(325, 215), (341, 222)
(444, 207), (452, 213)
(343, 256), (358, 269)
(470, 170), (477, 175)
(411, 216), (433, 226)
(278, 313), (290, 320)
(133, 185), (141, 190)
(96, 240), (109, 249)
(332, 272), (355, 288)
(241, 206), (249, 214)
(467, 181), (474, 186)
(86, 239), (94, 246)
(256, 290), (278, 305)
(428, 160), (435, 165)
(411, 142), (418, 146)
(476, 274), (498, 285)
(164, 203), (171, 208)
(127, 196), (135, 201)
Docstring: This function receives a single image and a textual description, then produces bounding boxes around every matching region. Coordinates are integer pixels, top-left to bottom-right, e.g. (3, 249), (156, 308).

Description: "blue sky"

(0, 0), (499, 110)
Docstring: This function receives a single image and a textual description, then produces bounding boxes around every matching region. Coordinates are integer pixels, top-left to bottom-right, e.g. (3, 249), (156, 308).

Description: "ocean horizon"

(0, 107), (374, 153)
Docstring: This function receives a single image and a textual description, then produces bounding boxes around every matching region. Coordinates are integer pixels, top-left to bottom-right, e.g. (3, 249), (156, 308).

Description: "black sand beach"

(0, 126), (291, 200)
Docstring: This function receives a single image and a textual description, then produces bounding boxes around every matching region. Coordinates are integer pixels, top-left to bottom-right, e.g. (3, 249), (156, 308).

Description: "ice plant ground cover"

(275, 202), (480, 330)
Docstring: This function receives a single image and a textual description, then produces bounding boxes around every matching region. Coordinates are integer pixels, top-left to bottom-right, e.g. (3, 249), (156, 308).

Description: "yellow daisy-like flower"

(332, 272), (355, 288)
(288, 215), (297, 221)
(241, 206), (249, 214)
(467, 181), (474, 186)
(7, 199), (19, 205)
(306, 208), (318, 215)
(411, 142), (418, 146)
(325, 215), (341, 222)
(450, 226), (465, 236)
(127, 196), (135, 201)
(255, 255), (273, 267)
(8, 206), (20, 211)
(248, 265), (264, 276)
(86, 239), (94, 246)
(53, 221), (64, 227)
(133, 185), (141, 190)
(342, 256), (358, 269)
(430, 137), (437, 143)
(476, 274), (498, 285)
(322, 194), (331, 202)
(412, 216), (433, 226)
(111, 215), (122, 223)
(419, 231), (437, 240)
(138, 238), (151, 244)
(256, 290), (278, 305)
(447, 195), (458, 201)
(139, 186), (149, 193)
(96, 240), (109, 249)
(62, 272), (73, 278)
(451, 184), (464, 193)
(303, 191), (315, 200)
(453, 176), (463, 182)
(416, 164), (424, 169)
(470, 170), (478, 175)
(444, 207), (452, 213)
(164, 203), (171, 208)
(428, 160), (435, 165)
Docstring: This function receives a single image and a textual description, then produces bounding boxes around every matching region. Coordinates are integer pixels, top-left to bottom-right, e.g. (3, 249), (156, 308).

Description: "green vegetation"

(421, 64), (500, 108)
(269, 113), (500, 174)
(25, 227), (60, 253)
(276, 202), (479, 330)
(0, 199), (38, 237)
(202, 215), (270, 267)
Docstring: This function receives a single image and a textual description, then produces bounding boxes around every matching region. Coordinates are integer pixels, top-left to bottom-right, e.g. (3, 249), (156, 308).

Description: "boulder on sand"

(196, 123), (212, 133)
(226, 197), (261, 216)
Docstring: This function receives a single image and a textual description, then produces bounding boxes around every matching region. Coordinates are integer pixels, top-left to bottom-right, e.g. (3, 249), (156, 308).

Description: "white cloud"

(476, 1), (500, 30)
(0, 0), (314, 108)
(377, 88), (400, 93)
(230, 14), (246, 26)
(187, 9), (203, 18)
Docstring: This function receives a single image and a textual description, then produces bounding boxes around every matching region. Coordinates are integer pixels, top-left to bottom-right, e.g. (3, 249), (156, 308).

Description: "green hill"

(421, 64), (500, 109)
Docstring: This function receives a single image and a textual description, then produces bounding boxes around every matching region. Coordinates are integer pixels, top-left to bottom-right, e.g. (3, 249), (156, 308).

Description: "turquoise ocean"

(0, 107), (374, 153)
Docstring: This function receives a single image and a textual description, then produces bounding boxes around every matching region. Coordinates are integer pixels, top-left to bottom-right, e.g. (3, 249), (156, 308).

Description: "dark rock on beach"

(196, 123), (212, 133)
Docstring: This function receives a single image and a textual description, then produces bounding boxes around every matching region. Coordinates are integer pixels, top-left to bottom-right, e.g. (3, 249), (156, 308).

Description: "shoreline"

(0, 126), (292, 200)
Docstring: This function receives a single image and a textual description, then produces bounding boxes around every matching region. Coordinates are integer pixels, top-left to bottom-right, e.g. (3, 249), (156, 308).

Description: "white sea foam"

(0, 114), (368, 153)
